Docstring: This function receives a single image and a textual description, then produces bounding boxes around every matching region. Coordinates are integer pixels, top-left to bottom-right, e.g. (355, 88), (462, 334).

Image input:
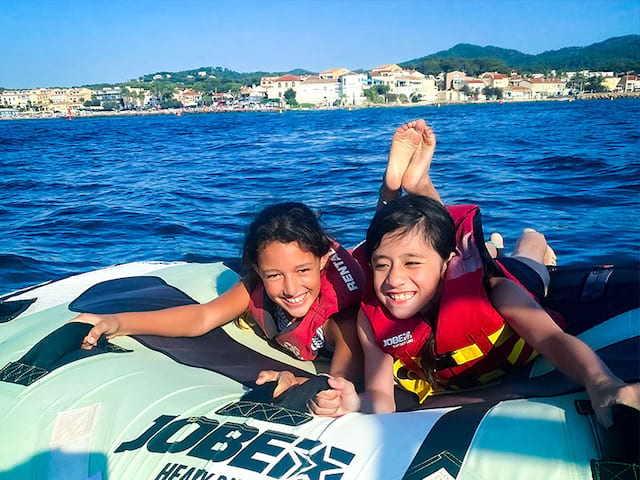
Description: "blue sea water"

(1, 99), (639, 295)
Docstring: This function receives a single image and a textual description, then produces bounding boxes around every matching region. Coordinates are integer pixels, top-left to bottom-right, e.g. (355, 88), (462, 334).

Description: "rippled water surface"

(2, 99), (639, 294)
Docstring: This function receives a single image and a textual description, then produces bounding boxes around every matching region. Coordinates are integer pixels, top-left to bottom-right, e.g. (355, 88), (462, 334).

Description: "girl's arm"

(256, 306), (365, 401)
(356, 309), (396, 413)
(311, 309), (396, 415)
(79, 280), (251, 348)
(490, 276), (640, 427)
(324, 305), (364, 383)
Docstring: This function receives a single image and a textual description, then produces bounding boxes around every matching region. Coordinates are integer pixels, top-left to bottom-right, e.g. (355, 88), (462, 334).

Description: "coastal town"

(1, 63), (639, 119)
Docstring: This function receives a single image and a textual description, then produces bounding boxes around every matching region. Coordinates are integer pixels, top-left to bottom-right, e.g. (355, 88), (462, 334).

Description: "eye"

(373, 262), (390, 270)
(405, 261), (422, 267)
(265, 273), (282, 280)
(297, 267), (311, 274)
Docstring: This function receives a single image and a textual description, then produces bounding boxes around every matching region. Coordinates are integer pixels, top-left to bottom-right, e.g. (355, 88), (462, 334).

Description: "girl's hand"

(256, 370), (302, 397)
(309, 377), (360, 417)
(587, 381), (640, 428)
(72, 313), (121, 349)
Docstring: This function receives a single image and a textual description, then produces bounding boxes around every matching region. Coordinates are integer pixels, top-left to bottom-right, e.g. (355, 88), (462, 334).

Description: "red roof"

(275, 74), (300, 82)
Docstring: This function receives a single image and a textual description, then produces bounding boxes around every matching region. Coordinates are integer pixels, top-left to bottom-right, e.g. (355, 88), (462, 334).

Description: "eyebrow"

(262, 262), (315, 272)
(372, 252), (425, 261)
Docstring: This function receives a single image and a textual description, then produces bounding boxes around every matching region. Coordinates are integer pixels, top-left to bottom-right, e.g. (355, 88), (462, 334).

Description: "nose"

(385, 264), (405, 288)
(282, 275), (300, 296)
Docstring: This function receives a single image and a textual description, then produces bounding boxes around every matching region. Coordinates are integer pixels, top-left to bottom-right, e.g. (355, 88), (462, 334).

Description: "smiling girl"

(77, 202), (365, 383)
(310, 119), (639, 427)
(315, 194), (639, 427)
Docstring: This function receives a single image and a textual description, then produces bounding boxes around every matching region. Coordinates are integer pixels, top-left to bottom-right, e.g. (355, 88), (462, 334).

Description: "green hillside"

(400, 35), (640, 75)
(84, 36), (638, 92)
(122, 67), (314, 93)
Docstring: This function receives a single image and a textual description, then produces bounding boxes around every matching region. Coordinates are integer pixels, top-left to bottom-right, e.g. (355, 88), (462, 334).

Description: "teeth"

(284, 293), (306, 305)
(389, 292), (415, 301)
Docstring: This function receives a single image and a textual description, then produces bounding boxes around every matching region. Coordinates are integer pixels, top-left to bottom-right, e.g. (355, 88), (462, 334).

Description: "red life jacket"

(248, 240), (365, 361)
(362, 205), (549, 399)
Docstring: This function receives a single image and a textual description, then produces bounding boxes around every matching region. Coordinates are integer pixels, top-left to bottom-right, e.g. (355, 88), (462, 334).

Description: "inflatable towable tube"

(0, 260), (638, 480)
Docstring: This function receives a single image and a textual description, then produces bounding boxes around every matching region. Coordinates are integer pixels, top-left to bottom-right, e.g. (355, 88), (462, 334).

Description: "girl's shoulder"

(241, 271), (261, 293)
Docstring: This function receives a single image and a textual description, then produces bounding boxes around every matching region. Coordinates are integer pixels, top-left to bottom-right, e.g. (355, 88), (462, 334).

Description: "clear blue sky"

(2, 0), (638, 89)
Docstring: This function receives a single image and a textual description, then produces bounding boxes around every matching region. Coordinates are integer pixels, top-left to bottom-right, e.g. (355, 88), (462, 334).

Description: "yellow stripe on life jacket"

(507, 337), (526, 365)
(489, 325), (510, 346)
(393, 358), (433, 403)
(234, 311), (255, 330)
(450, 343), (484, 365)
(449, 325), (511, 366)
(524, 350), (539, 364)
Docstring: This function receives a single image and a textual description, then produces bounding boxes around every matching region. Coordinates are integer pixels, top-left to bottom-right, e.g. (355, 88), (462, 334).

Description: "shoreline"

(2, 92), (639, 121)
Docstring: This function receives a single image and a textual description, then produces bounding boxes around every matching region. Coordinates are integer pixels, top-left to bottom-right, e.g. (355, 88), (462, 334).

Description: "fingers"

(327, 376), (347, 391)
(308, 388), (343, 417)
(255, 371), (300, 397)
(273, 371), (297, 397)
(255, 370), (279, 385)
(316, 388), (342, 402)
(80, 324), (108, 350)
(308, 378), (360, 417)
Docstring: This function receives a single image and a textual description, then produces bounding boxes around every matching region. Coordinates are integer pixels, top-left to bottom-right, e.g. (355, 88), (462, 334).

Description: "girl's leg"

(401, 120), (441, 203)
(510, 228), (556, 294)
(382, 121), (422, 197)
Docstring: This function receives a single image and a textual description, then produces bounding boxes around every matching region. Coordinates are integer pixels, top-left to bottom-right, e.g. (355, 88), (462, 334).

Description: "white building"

(503, 86), (532, 100)
(464, 79), (486, 93)
(175, 89), (202, 107)
(338, 72), (367, 105)
(295, 76), (340, 106)
(481, 72), (509, 89)
(391, 71), (438, 103)
(0, 90), (31, 108)
(518, 78), (567, 98)
(445, 71), (468, 91)
(620, 75), (640, 92)
(266, 74), (303, 100)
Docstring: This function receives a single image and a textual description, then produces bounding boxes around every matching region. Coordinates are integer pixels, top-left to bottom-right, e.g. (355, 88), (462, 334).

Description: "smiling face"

(254, 241), (329, 321)
(371, 229), (450, 320)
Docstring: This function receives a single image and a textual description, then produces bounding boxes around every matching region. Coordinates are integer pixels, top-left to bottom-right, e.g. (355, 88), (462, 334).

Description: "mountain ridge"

(399, 35), (640, 74)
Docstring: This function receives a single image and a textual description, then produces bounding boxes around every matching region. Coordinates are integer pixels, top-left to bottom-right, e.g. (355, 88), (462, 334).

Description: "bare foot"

(384, 120), (422, 192)
(486, 232), (504, 258)
(517, 228), (556, 266)
(512, 228), (553, 294)
(544, 244), (557, 266)
(401, 120), (440, 202)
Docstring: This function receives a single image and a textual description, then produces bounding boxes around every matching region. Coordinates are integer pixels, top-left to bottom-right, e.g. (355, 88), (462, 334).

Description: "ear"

(440, 251), (456, 277)
(319, 251), (332, 270)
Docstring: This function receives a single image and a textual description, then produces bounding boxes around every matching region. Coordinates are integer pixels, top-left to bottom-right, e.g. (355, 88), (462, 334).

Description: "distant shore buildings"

(1, 65), (638, 118)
